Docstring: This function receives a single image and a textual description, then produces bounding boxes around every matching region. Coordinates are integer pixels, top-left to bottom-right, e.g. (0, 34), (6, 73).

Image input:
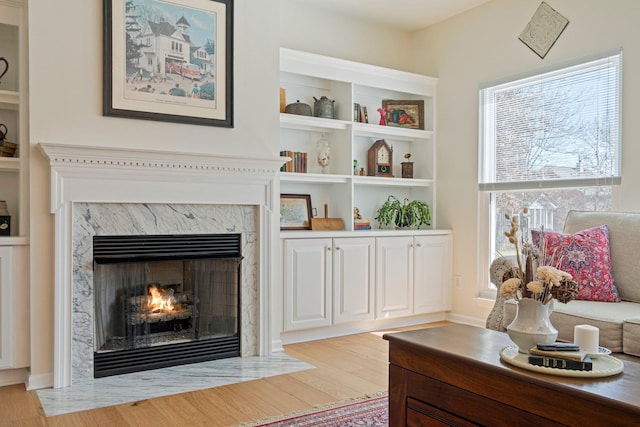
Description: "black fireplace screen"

(93, 234), (242, 378)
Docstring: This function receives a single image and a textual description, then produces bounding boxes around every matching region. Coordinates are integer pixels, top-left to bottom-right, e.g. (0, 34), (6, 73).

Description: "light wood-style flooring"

(0, 322), (450, 426)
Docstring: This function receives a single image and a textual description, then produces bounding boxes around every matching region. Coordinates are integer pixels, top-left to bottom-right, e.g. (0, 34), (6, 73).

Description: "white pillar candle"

(574, 324), (599, 353)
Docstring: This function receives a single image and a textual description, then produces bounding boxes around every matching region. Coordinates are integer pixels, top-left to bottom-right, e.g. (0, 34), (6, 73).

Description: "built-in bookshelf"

(279, 48), (438, 233)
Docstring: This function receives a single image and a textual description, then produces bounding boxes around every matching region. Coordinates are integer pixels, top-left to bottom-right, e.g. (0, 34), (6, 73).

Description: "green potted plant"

(375, 195), (431, 229)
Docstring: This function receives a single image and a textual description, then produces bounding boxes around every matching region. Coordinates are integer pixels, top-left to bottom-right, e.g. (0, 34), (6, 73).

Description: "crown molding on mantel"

(37, 142), (285, 175)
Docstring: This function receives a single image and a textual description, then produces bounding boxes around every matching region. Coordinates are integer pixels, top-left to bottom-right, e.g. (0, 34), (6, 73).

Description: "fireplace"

(38, 143), (284, 389)
(93, 234), (242, 378)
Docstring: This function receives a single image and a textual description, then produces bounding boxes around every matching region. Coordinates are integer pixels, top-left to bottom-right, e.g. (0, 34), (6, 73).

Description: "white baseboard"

(280, 313), (447, 345)
(445, 312), (486, 328)
(27, 372), (54, 390)
(0, 368), (28, 387)
(270, 339), (284, 353)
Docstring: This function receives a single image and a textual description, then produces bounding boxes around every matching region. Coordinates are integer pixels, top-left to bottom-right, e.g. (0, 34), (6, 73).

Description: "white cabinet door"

(376, 236), (413, 319)
(283, 239), (332, 331)
(413, 234), (452, 314)
(0, 243), (29, 369)
(333, 237), (375, 324)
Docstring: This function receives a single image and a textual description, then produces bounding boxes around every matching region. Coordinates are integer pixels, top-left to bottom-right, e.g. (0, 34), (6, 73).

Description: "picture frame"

(280, 194), (312, 230)
(103, 0), (233, 127)
(519, 2), (569, 59)
(382, 100), (424, 130)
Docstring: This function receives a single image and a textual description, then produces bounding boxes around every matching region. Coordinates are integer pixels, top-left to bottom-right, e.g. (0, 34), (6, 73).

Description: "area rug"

(240, 393), (388, 426)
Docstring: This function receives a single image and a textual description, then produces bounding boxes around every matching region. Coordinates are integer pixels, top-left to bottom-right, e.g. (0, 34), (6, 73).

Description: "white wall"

(27, 0), (280, 387)
(280, 0), (412, 70)
(411, 0), (640, 323)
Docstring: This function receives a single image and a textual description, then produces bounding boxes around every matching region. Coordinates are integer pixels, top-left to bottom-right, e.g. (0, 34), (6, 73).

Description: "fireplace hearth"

(93, 234), (242, 378)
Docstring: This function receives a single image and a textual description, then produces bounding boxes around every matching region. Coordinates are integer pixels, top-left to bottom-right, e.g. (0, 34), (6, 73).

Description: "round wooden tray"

(500, 345), (623, 378)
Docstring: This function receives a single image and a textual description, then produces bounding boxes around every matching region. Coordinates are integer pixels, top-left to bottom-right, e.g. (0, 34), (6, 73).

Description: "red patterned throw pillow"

(532, 226), (620, 302)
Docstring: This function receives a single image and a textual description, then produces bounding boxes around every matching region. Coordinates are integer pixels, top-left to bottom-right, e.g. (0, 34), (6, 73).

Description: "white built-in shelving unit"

(279, 49), (452, 342)
(279, 47), (438, 232)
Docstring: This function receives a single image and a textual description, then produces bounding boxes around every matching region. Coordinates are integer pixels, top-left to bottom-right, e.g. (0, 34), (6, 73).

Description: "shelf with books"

(280, 48), (438, 234)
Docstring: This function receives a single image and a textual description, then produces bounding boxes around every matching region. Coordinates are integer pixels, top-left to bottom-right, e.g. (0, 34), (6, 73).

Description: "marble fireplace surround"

(38, 143), (284, 389)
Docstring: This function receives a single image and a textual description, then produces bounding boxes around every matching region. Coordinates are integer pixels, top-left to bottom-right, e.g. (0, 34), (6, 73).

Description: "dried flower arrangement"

(499, 208), (578, 304)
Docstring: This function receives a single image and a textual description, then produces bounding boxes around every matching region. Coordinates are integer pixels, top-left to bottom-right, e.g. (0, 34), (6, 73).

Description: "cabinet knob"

(416, 243), (422, 247)
(335, 246), (341, 251)
(327, 247), (332, 252)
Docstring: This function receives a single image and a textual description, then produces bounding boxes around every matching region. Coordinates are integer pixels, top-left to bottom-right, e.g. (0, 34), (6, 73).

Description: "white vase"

(506, 298), (558, 353)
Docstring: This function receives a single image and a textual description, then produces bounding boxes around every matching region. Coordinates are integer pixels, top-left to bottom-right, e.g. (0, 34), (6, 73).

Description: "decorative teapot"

(313, 96), (335, 119)
(0, 124), (6, 140)
(0, 57), (7, 84)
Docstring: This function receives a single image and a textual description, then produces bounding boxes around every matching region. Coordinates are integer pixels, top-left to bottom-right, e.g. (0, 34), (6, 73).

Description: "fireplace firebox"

(93, 234), (242, 378)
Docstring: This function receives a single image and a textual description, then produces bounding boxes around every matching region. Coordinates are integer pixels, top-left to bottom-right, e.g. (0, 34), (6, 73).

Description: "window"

(479, 51), (622, 289)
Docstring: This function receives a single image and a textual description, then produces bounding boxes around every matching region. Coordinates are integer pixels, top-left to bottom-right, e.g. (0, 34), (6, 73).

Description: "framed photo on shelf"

(382, 100), (424, 130)
(103, 0), (234, 127)
(280, 194), (312, 230)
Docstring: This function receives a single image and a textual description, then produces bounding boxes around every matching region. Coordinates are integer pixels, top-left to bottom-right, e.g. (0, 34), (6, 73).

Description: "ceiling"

(292, 0), (492, 32)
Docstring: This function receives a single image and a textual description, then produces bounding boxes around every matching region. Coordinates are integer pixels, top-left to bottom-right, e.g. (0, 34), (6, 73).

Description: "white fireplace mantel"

(38, 142), (284, 388)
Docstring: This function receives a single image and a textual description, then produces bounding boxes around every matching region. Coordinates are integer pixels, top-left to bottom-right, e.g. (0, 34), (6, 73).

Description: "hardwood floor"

(0, 322), (450, 426)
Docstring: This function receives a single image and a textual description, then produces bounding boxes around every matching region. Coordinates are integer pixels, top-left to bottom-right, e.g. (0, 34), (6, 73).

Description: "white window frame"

(477, 50), (623, 298)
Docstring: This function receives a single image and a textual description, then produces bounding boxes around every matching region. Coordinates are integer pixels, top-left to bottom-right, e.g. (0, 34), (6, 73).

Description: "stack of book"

(0, 140), (17, 157)
(353, 103), (369, 123)
(280, 150), (307, 173)
(528, 343), (593, 371)
(354, 219), (371, 230)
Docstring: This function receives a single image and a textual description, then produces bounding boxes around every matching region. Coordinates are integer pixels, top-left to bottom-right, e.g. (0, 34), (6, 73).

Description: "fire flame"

(145, 285), (175, 313)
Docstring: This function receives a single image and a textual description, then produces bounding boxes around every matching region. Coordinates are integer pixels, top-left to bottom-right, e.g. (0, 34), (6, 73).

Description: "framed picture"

(382, 100), (424, 130)
(103, 0), (233, 127)
(280, 194), (312, 230)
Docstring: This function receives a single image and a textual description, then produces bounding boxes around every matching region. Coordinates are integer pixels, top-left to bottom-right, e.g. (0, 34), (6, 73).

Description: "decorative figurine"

(354, 207), (362, 221)
(377, 107), (389, 126)
(316, 138), (331, 174)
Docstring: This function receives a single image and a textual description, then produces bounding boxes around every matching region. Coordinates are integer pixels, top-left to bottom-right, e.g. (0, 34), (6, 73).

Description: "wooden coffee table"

(384, 324), (640, 426)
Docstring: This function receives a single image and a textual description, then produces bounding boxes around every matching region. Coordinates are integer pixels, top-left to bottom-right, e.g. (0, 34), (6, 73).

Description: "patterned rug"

(240, 394), (388, 426)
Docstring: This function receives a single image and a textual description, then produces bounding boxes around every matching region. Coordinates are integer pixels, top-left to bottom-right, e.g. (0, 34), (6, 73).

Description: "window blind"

(479, 51), (622, 192)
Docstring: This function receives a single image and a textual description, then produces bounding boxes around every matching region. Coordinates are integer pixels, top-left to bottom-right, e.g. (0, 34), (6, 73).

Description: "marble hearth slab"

(36, 354), (313, 417)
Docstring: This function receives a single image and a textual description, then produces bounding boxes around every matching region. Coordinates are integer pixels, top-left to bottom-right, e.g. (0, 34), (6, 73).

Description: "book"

(529, 347), (587, 362)
(354, 224), (371, 230)
(279, 150), (307, 173)
(528, 354), (593, 371)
